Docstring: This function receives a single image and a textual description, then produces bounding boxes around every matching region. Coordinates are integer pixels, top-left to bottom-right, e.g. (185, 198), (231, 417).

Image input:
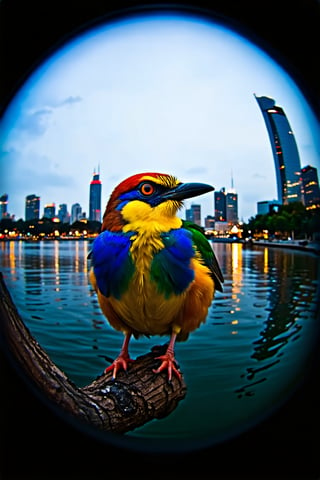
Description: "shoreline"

(0, 236), (94, 242)
(209, 237), (320, 255)
(1, 236), (320, 255)
(250, 239), (320, 256)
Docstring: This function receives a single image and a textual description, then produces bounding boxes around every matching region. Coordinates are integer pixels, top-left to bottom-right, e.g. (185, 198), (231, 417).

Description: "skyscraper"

(89, 169), (102, 222)
(204, 215), (215, 229)
(215, 187), (238, 225)
(43, 203), (56, 219)
(254, 94), (302, 204)
(257, 200), (281, 215)
(25, 194), (40, 220)
(71, 203), (82, 224)
(301, 165), (320, 210)
(226, 192), (238, 224)
(186, 204), (201, 226)
(214, 188), (226, 221)
(58, 204), (70, 223)
(0, 194), (8, 218)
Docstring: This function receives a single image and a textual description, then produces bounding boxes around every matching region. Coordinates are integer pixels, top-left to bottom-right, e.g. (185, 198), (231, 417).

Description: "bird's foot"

(153, 352), (181, 381)
(104, 354), (134, 379)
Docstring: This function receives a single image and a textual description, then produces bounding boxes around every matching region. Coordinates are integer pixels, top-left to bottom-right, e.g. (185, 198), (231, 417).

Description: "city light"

(1, 132), (320, 242)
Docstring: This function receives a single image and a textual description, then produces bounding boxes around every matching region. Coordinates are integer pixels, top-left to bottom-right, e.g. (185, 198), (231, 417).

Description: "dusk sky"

(1, 11), (319, 223)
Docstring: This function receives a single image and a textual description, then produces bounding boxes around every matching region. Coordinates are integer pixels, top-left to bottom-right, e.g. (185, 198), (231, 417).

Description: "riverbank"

(0, 236), (94, 242)
(2, 235), (320, 255)
(252, 239), (320, 255)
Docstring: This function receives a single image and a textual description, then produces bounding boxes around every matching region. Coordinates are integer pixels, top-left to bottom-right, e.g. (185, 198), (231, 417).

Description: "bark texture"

(0, 273), (187, 433)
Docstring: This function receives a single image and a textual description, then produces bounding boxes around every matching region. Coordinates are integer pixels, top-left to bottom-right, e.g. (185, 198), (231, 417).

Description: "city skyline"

(0, 169), (235, 224)
(1, 13), (319, 222)
(2, 158), (319, 225)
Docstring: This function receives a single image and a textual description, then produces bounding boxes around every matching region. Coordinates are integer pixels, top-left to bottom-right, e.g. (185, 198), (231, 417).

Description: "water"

(1, 240), (319, 449)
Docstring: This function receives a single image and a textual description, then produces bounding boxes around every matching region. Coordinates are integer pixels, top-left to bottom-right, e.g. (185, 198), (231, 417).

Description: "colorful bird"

(89, 172), (223, 380)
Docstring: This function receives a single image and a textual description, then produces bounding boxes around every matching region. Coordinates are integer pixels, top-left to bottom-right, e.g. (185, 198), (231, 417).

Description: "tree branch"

(0, 272), (187, 434)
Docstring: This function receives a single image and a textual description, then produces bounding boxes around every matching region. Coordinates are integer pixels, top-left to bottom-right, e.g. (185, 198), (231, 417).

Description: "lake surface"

(1, 240), (319, 450)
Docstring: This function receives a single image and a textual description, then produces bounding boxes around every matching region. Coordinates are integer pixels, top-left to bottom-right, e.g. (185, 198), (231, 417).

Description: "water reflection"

(210, 243), (320, 399)
(0, 239), (92, 318)
(252, 248), (318, 358)
(2, 240), (319, 359)
(0, 240), (90, 287)
(1, 239), (319, 441)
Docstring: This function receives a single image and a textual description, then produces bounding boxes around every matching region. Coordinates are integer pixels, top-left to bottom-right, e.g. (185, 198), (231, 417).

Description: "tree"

(0, 217), (14, 234)
(244, 202), (320, 240)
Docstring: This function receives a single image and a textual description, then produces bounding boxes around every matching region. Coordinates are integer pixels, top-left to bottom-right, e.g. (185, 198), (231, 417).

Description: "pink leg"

(153, 332), (181, 381)
(105, 332), (134, 379)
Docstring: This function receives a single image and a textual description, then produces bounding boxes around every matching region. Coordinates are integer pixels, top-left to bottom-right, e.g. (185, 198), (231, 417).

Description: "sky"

(1, 11), (319, 223)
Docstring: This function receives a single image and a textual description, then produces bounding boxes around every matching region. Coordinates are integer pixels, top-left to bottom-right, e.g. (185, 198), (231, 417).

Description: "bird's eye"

(140, 183), (155, 196)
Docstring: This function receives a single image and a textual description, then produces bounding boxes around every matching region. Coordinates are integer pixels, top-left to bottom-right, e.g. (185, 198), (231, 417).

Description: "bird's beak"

(161, 182), (214, 201)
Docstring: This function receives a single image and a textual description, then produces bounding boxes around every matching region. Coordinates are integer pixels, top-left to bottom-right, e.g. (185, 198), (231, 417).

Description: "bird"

(89, 172), (224, 381)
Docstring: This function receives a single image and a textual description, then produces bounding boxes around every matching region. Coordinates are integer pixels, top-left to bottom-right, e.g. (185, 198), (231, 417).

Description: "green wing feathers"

(182, 220), (224, 292)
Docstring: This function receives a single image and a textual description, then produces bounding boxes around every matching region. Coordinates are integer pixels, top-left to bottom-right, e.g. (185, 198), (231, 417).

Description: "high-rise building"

(301, 165), (320, 210)
(25, 194), (40, 220)
(254, 94), (302, 204)
(0, 194), (8, 218)
(185, 208), (193, 222)
(226, 192), (238, 224)
(214, 188), (226, 221)
(58, 204), (70, 223)
(257, 200), (281, 215)
(215, 187), (238, 225)
(43, 203), (56, 219)
(185, 204), (201, 226)
(204, 215), (215, 229)
(89, 169), (102, 222)
(71, 203), (82, 224)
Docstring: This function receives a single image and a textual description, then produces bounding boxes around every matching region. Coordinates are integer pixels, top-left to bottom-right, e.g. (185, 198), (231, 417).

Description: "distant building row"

(1, 170), (103, 223)
(185, 186), (238, 231)
(25, 195), (87, 223)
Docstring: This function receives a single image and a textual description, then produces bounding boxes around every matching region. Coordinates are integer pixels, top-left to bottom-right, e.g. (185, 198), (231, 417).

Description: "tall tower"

(71, 203), (82, 224)
(226, 192), (238, 224)
(25, 194), (40, 220)
(89, 168), (102, 222)
(254, 94), (302, 204)
(58, 204), (69, 223)
(214, 188), (226, 221)
(0, 194), (8, 218)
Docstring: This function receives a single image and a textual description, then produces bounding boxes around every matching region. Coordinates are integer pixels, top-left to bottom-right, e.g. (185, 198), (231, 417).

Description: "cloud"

(1, 147), (78, 217)
(58, 95), (83, 107)
(13, 96), (82, 139)
(15, 154), (75, 190)
(18, 108), (52, 137)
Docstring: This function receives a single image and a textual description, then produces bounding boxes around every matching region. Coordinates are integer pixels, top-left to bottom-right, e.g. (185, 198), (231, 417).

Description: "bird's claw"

(104, 355), (134, 379)
(153, 353), (181, 381)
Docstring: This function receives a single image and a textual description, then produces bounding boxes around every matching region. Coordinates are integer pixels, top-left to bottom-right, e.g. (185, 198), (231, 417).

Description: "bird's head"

(102, 172), (214, 231)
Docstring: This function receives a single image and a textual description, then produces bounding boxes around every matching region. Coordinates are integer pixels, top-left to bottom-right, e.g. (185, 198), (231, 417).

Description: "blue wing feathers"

(91, 226), (216, 301)
(151, 229), (195, 297)
(91, 231), (135, 299)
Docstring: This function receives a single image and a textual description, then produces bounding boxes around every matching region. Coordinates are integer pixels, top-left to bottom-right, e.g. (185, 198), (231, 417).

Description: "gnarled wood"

(0, 273), (187, 434)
